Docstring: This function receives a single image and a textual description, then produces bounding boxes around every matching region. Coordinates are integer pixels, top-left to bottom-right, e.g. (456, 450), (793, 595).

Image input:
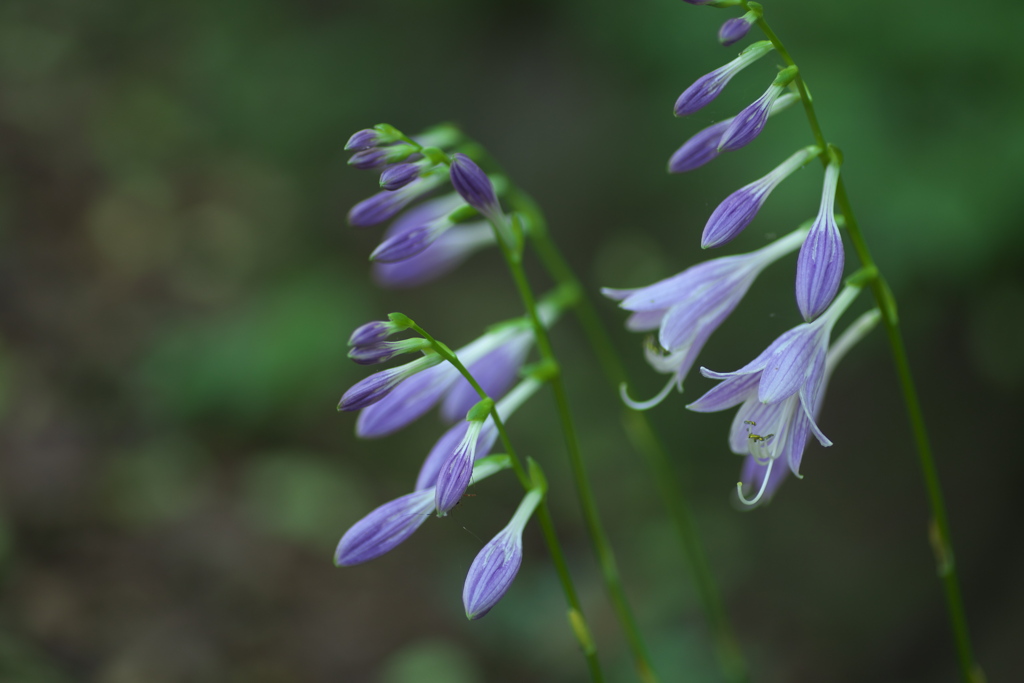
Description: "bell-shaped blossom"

(674, 41), (774, 117)
(687, 285), (862, 504)
(335, 455), (511, 566)
(603, 228), (807, 410)
(718, 66), (798, 152)
(354, 311), (549, 438)
(669, 93), (798, 174)
(463, 487), (543, 619)
(735, 309), (880, 506)
(429, 377), (542, 511)
(347, 170), (449, 228)
(796, 160), (845, 321)
(338, 353), (443, 412)
(718, 16), (755, 47)
(702, 145), (820, 248)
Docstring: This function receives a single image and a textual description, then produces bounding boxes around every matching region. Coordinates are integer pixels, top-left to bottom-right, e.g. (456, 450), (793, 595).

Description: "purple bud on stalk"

(668, 92), (799, 174)
(674, 41), (774, 117)
(347, 338), (430, 365)
(347, 171), (448, 228)
(680, 0), (716, 4)
(345, 128), (382, 151)
(338, 354), (443, 412)
(379, 162), (421, 191)
(796, 160), (845, 320)
(701, 145), (819, 248)
(449, 153), (502, 220)
(718, 17), (753, 47)
(462, 487), (542, 619)
(348, 320), (401, 348)
(373, 223), (495, 288)
(718, 66), (797, 152)
(370, 218), (451, 263)
(435, 420), (486, 514)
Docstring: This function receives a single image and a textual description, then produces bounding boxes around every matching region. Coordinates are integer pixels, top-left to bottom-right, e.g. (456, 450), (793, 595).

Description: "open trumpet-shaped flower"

(335, 455), (511, 566)
(687, 284), (862, 505)
(603, 228), (808, 410)
(463, 486), (543, 619)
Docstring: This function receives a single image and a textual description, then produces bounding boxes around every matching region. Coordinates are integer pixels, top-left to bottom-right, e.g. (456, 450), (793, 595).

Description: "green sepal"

(372, 123), (404, 144)
(447, 205), (480, 224)
(466, 397), (495, 423)
(773, 65), (799, 87)
(387, 312), (415, 330)
(422, 146), (450, 165)
(827, 144), (844, 167)
(527, 457), (548, 496)
(522, 358), (559, 383)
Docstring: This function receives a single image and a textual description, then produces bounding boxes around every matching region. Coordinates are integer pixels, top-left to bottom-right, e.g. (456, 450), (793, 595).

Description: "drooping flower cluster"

(345, 123), (498, 288)
(606, 14), (876, 504)
(336, 141), (550, 617)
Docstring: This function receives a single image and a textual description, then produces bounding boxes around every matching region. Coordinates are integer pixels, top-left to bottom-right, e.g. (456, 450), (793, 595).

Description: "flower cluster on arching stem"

(335, 127), (554, 618)
(606, 9), (879, 506)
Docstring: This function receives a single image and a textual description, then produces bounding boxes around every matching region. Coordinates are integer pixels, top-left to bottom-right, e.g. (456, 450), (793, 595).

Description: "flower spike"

(674, 41), (774, 117)
(796, 157), (845, 320)
(702, 145), (820, 248)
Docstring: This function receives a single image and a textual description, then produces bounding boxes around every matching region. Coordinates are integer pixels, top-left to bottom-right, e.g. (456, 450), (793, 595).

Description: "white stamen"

(737, 458), (774, 507)
(619, 377), (677, 411)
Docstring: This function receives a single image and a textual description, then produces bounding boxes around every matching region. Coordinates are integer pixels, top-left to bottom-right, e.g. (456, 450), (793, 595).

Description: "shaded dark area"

(1, 0), (1022, 681)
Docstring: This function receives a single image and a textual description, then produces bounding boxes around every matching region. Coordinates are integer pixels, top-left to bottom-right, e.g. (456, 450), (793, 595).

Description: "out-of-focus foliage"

(0, 0), (1021, 681)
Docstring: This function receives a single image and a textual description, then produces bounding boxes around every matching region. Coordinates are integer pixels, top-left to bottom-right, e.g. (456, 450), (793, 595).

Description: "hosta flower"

(463, 486), (543, 619)
(718, 66), (798, 152)
(372, 223), (495, 288)
(796, 158), (845, 321)
(668, 93), (798, 173)
(427, 376), (543, 511)
(718, 15), (755, 47)
(449, 153), (504, 225)
(603, 228), (807, 409)
(687, 284), (862, 505)
(335, 454), (511, 566)
(347, 170), (449, 228)
(674, 41), (774, 116)
(736, 309), (880, 506)
(702, 145), (820, 248)
(338, 354), (443, 412)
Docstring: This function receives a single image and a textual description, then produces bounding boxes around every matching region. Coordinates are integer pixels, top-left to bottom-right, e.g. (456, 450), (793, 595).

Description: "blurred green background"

(1, 0), (1022, 681)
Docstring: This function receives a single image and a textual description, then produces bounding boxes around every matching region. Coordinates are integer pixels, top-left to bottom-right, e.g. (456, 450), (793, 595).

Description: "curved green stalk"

(513, 191), (749, 683)
(743, 5), (981, 681)
(410, 322), (606, 683)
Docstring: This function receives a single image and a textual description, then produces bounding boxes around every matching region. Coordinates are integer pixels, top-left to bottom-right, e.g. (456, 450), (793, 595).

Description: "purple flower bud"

(335, 489), (434, 565)
(348, 338), (429, 365)
(338, 354), (442, 412)
(449, 154), (501, 219)
(435, 421), (485, 514)
(373, 223), (495, 288)
(796, 161), (845, 321)
(718, 84), (784, 152)
(674, 41), (774, 117)
(680, 0), (715, 4)
(668, 93), (799, 174)
(701, 145), (819, 248)
(348, 320), (400, 347)
(718, 17), (753, 47)
(463, 488), (542, 619)
(348, 144), (415, 171)
(347, 171), (448, 228)
(370, 215), (453, 263)
(379, 162), (421, 191)
(345, 128), (382, 151)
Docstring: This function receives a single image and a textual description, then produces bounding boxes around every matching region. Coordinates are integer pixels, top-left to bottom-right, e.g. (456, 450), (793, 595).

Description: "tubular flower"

(603, 228), (807, 410)
(796, 158), (845, 321)
(463, 487), (543, 619)
(674, 41), (775, 117)
(718, 66), (798, 152)
(687, 284), (862, 505)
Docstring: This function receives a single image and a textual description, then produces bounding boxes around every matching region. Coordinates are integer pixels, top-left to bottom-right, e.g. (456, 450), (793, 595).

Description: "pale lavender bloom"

(702, 145), (819, 248)
(668, 93), (799, 174)
(449, 154), (502, 222)
(735, 309), (880, 506)
(373, 224), (495, 288)
(796, 160), (845, 321)
(338, 354), (443, 412)
(335, 455), (511, 566)
(355, 321), (534, 438)
(717, 82), (786, 152)
(718, 17), (753, 47)
(687, 285), (862, 504)
(428, 377), (542, 509)
(347, 171), (448, 228)
(463, 487), (543, 619)
(603, 229), (807, 410)
(379, 162), (421, 191)
(674, 41), (774, 117)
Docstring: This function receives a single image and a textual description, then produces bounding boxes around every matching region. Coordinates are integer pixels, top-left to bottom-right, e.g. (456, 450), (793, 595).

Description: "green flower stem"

(484, 209), (660, 683)
(513, 191), (749, 683)
(745, 6), (981, 682)
(409, 323), (606, 683)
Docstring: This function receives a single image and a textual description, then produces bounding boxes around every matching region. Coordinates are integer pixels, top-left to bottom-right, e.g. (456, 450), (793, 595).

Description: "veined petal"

(334, 489), (434, 566)
(356, 362), (460, 438)
(687, 370), (760, 412)
(796, 162), (845, 321)
(373, 222), (494, 289)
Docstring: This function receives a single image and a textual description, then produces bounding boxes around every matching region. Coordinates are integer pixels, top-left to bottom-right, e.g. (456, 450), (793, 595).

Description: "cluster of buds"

(336, 139), (556, 618)
(606, 8), (878, 505)
(345, 123), (500, 288)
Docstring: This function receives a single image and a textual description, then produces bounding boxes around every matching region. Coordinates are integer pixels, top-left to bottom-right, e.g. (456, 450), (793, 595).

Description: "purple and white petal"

(334, 489), (434, 566)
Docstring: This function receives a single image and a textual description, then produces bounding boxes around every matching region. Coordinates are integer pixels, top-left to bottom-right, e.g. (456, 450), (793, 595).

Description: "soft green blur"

(1, 0), (1021, 681)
